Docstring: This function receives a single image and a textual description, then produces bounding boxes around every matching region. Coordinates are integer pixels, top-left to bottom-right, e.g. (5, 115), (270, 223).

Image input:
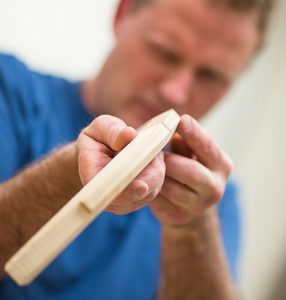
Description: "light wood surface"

(4, 109), (180, 286)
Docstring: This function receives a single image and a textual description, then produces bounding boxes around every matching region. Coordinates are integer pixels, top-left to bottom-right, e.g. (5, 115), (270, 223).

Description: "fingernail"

(134, 184), (149, 201)
(127, 126), (137, 134)
(181, 115), (192, 133)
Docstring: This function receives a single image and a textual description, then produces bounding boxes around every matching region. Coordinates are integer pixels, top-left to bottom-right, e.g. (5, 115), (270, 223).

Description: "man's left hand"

(150, 114), (233, 226)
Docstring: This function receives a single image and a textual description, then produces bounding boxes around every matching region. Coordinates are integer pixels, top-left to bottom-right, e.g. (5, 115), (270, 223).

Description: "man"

(0, 0), (275, 299)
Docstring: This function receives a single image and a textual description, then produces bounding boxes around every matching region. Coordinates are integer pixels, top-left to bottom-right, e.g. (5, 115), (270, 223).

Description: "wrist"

(55, 143), (82, 190)
(162, 207), (219, 237)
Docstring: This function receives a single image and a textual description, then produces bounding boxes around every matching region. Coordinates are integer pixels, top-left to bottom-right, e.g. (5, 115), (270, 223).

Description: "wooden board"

(4, 109), (180, 286)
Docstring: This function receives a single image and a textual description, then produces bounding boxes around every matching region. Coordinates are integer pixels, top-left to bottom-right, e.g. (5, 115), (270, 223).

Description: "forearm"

(0, 143), (82, 274)
(158, 209), (238, 300)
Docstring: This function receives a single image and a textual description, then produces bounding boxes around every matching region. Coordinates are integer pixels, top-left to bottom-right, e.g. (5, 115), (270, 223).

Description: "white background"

(0, 1), (285, 299)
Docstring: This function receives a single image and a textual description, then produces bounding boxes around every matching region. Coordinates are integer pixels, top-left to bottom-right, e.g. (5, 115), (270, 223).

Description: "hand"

(76, 115), (166, 215)
(150, 114), (233, 226)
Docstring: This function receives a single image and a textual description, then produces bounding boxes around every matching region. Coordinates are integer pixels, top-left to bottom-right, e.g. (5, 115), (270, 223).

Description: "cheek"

(183, 84), (228, 118)
(121, 40), (168, 90)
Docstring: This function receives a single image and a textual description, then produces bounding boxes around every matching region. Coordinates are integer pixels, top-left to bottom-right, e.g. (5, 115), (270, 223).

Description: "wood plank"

(4, 109), (180, 286)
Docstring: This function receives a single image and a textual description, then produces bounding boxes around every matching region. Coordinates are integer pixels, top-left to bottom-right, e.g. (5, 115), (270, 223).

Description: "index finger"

(177, 115), (233, 174)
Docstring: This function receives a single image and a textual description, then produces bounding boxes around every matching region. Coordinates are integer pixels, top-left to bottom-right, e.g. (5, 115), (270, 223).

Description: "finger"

(170, 133), (193, 157)
(177, 115), (233, 174)
(84, 115), (137, 151)
(116, 178), (149, 203)
(106, 177), (164, 215)
(131, 189), (162, 207)
(107, 186), (160, 215)
(106, 152), (165, 210)
(107, 201), (147, 215)
(160, 176), (199, 214)
(105, 179), (148, 213)
(150, 195), (193, 226)
(164, 152), (213, 194)
(77, 134), (114, 184)
(134, 152), (165, 197)
(165, 153), (225, 209)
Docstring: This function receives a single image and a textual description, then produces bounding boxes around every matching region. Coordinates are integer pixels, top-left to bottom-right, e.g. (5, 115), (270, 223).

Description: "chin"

(118, 110), (149, 129)
(125, 117), (145, 129)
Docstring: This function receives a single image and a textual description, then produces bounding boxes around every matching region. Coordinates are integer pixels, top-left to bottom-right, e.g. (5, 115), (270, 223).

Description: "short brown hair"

(132, 0), (277, 38)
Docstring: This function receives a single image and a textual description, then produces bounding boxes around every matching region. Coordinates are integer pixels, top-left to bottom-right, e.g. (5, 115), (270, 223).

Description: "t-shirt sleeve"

(0, 101), (21, 181)
(0, 54), (33, 181)
(0, 53), (89, 182)
(218, 178), (242, 280)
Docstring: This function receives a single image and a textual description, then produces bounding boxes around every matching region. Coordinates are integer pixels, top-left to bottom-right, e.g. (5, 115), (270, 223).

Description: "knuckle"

(224, 157), (233, 176)
(151, 187), (161, 198)
(114, 209), (128, 216)
(106, 204), (128, 215)
(95, 114), (112, 124)
(78, 150), (89, 167)
(107, 123), (124, 148)
(143, 190), (158, 203)
(77, 130), (86, 147)
(216, 184), (224, 200)
(87, 117), (103, 132)
(158, 166), (166, 181)
(145, 192), (157, 202)
(149, 190), (157, 199)
(211, 184), (225, 204)
(203, 140), (216, 156)
(152, 155), (165, 172)
(219, 150), (233, 177)
(207, 179), (225, 205)
(149, 167), (165, 186)
(204, 139), (221, 161)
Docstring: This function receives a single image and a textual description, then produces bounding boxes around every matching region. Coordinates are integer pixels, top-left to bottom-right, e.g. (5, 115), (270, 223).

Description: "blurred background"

(0, 0), (285, 299)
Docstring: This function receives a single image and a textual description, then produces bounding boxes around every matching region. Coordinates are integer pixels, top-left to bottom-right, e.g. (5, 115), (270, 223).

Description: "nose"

(158, 69), (193, 107)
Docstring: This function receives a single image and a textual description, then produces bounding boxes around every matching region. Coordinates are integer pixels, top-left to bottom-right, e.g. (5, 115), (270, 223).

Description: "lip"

(138, 105), (162, 121)
(144, 104), (162, 116)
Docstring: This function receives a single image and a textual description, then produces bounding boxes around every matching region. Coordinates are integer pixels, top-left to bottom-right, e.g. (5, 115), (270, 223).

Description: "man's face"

(93, 0), (259, 128)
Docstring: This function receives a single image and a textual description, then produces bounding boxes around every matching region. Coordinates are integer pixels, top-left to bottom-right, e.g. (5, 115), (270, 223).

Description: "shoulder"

(0, 53), (84, 178)
(0, 53), (31, 86)
(0, 52), (81, 118)
(0, 52), (71, 96)
(0, 52), (24, 68)
(0, 53), (38, 113)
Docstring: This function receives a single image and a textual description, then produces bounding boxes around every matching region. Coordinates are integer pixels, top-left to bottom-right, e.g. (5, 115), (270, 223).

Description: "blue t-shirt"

(0, 53), (241, 300)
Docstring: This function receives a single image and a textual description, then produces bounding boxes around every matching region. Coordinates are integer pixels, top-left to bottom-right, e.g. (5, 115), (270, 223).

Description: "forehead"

(142, 0), (260, 74)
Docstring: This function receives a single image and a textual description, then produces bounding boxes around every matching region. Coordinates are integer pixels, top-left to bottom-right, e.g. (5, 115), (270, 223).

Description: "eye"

(148, 42), (182, 65)
(198, 68), (220, 80)
(197, 67), (229, 87)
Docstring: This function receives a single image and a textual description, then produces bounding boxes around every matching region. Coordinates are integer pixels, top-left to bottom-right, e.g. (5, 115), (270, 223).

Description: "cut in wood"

(5, 109), (180, 286)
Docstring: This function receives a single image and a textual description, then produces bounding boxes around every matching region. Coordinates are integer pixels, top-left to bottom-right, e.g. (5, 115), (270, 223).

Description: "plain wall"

(0, 1), (285, 299)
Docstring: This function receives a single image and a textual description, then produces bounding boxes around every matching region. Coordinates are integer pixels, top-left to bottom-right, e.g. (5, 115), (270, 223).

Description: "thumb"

(83, 115), (137, 151)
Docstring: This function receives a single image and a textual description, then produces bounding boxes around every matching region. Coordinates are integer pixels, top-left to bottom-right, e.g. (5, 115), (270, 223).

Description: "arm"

(0, 115), (165, 276)
(151, 115), (239, 300)
(159, 210), (238, 300)
(0, 143), (80, 275)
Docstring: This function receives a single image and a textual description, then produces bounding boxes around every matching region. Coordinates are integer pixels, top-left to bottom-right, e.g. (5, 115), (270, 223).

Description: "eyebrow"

(145, 24), (239, 80)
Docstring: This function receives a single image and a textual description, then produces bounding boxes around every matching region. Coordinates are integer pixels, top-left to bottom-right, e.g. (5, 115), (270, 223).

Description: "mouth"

(141, 104), (162, 118)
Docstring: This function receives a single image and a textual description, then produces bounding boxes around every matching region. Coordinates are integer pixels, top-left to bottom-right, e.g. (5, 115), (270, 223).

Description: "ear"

(113, 0), (134, 36)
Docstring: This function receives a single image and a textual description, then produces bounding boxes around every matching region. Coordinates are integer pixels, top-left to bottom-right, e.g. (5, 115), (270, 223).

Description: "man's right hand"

(0, 114), (165, 273)
(76, 115), (166, 215)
